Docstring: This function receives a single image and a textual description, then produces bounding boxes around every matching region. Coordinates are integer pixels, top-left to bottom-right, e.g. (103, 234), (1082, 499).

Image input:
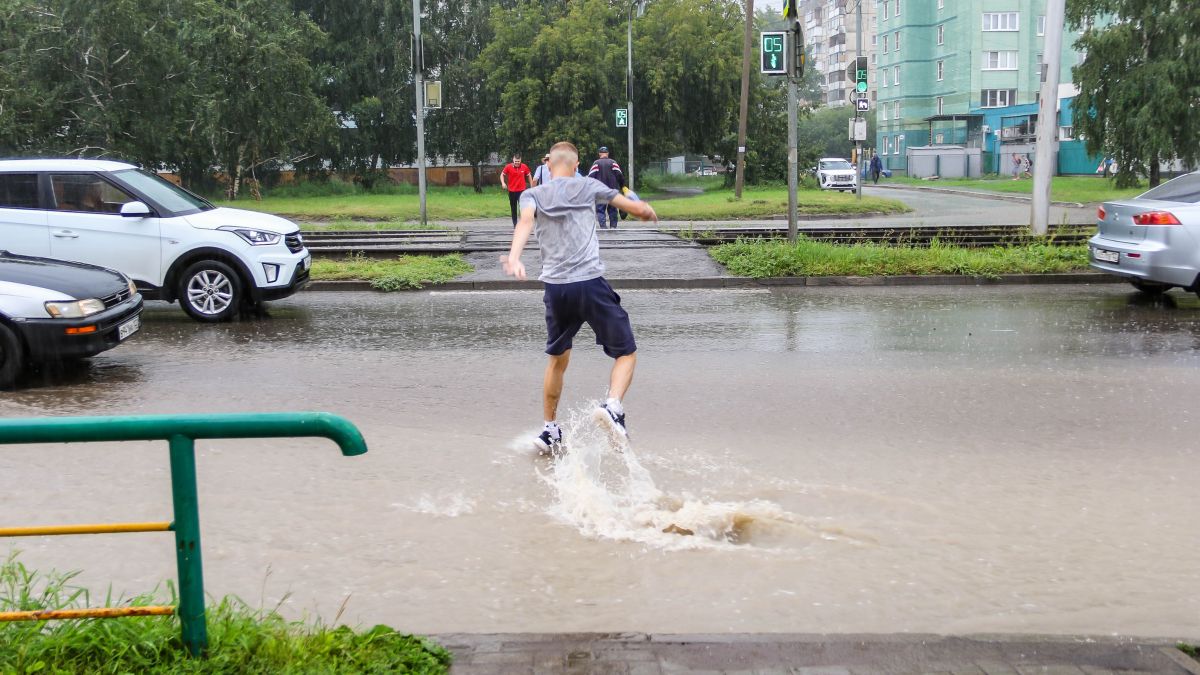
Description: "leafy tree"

(797, 105), (875, 167)
(1067, 0), (1200, 187)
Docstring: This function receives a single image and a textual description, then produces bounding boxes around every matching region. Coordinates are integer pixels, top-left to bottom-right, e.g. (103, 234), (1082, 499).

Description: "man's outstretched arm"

(501, 205), (536, 280)
(610, 194), (657, 223)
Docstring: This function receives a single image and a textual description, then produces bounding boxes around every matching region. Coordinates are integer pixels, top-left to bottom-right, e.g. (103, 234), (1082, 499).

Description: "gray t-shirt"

(519, 176), (619, 284)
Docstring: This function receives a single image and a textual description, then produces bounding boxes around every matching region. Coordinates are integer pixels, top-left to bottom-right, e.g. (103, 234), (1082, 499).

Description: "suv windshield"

(114, 169), (213, 216)
(820, 160), (853, 171)
(1139, 174), (1200, 204)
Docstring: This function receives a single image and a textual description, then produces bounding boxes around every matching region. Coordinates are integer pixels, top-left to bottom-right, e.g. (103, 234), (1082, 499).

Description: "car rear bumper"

(1087, 234), (1200, 288)
(18, 296), (144, 361)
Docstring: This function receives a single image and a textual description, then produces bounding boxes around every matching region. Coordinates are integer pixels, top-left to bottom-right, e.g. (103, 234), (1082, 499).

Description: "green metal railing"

(0, 412), (368, 657)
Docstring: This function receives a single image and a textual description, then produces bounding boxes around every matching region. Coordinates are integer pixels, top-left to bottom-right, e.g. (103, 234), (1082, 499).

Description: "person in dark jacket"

(587, 147), (626, 229)
(869, 152), (883, 184)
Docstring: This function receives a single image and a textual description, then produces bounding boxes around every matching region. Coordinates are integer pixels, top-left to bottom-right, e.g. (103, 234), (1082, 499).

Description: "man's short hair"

(512, 153), (521, 160)
(548, 142), (578, 169)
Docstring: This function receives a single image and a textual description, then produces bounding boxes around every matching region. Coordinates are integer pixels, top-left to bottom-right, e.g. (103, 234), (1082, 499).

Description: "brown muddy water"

(1, 286), (1198, 638)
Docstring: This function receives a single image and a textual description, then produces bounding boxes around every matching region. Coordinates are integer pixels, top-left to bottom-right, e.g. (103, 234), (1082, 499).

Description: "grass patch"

(1179, 643), (1198, 661)
(215, 186), (510, 221)
(311, 253), (473, 290)
(889, 175), (1145, 203)
(0, 554), (450, 673)
(709, 237), (1089, 279)
(650, 187), (910, 220)
(637, 173), (726, 192)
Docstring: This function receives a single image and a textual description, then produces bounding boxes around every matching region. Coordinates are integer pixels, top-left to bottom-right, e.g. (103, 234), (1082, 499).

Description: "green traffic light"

(856, 81), (867, 92)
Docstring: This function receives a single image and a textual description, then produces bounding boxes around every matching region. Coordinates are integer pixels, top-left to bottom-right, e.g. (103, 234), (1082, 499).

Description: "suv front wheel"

(178, 259), (244, 322)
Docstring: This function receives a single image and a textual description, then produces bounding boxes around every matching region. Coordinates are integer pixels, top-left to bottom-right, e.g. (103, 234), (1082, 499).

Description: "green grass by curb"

(0, 555), (449, 674)
(709, 238), (1090, 279)
(311, 254), (473, 291)
(888, 175), (1144, 204)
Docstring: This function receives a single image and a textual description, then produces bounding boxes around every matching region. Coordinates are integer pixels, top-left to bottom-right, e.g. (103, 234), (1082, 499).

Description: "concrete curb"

(306, 273), (1123, 293)
(873, 182), (1087, 208)
(435, 632), (1200, 674)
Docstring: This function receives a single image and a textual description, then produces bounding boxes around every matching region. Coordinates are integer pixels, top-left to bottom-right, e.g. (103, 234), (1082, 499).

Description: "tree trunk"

(473, 162), (482, 193)
(1149, 155), (1161, 188)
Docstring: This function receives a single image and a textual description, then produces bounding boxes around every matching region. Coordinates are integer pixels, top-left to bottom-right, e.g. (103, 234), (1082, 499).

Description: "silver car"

(1089, 172), (1200, 295)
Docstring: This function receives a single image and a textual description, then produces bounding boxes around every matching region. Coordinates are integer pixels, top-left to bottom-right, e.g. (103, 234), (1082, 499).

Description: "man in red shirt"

(500, 153), (532, 227)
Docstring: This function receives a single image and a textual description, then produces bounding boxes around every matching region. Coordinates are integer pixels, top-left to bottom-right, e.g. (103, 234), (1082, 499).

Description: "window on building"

(937, 24), (944, 45)
(871, 53), (877, 65)
(895, 0), (900, 15)
(936, 60), (944, 80)
(982, 12), (1019, 31)
(871, 34), (877, 46)
(1059, 126), (1075, 140)
(935, 132), (945, 144)
(1037, 15), (1046, 35)
(894, 31), (901, 51)
(983, 51), (1018, 70)
(884, 136), (892, 155)
(938, 0), (944, 9)
(881, 71), (888, 87)
(980, 88), (1017, 107)
(882, 1), (888, 19)
(893, 65), (900, 85)
(894, 101), (901, 120)
(882, 34), (888, 53)
(936, 96), (944, 114)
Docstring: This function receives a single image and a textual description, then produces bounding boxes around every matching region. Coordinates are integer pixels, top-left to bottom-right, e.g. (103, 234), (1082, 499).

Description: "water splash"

(530, 404), (823, 551)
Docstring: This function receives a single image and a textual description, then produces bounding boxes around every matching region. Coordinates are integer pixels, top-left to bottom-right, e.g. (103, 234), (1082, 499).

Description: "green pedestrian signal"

(854, 56), (869, 93)
(760, 31), (787, 75)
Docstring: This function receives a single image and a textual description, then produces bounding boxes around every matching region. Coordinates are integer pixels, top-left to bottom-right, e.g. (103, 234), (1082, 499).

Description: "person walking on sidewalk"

(869, 151), (883, 185)
(501, 153), (532, 227)
(499, 141), (658, 454)
(532, 154), (552, 187)
(587, 146), (625, 229)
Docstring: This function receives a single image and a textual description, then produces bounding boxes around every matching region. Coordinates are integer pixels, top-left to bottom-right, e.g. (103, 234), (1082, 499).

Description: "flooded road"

(2, 286), (1198, 638)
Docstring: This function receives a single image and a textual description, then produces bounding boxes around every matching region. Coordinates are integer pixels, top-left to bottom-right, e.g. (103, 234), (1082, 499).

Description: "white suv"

(0, 159), (310, 321)
(815, 157), (858, 192)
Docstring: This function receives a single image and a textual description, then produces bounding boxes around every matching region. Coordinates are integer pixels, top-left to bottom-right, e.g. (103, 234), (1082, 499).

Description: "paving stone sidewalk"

(434, 633), (1200, 675)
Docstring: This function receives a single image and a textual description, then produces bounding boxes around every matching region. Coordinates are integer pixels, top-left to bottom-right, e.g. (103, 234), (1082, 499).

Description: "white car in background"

(816, 157), (858, 192)
(0, 159), (310, 322)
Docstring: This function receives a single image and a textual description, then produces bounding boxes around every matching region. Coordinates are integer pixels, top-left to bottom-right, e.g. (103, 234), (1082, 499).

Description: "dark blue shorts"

(544, 277), (636, 358)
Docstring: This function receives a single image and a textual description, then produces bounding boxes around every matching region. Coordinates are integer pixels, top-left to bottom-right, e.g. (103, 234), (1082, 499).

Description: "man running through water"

(500, 141), (658, 454)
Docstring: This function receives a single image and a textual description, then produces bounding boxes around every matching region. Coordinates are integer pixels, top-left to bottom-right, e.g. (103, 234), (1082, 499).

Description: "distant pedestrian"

(501, 153), (532, 227)
(869, 151), (883, 185)
(1011, 153), (1021, 180)
(1021, 154), (1032, 179)
(532, 154), (552, 187)
(588, 146), (626, 229)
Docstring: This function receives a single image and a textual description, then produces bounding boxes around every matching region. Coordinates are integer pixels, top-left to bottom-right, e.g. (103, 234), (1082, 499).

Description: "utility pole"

(627, 0), (645, 190)
(412, 0), (428, 227)
(786, 24), (799, 243)
(1031, 0), (1065, 235)
(734, 0), (754, 199)
(854, 0), (863, 201)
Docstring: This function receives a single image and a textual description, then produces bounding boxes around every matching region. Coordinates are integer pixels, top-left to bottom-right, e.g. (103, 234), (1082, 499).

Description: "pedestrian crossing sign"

(616, 109), (628, 128)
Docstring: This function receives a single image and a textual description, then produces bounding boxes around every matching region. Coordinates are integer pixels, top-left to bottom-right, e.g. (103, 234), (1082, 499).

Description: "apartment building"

(799, 0), (878, 107)
(873, 0), (1088, 171)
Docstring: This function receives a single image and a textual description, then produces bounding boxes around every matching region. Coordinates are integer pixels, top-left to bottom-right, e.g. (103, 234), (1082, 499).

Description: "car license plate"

(1093, 248), (1119, 263)
(303, 255), (312, 270)
(117, 316), (140, 341)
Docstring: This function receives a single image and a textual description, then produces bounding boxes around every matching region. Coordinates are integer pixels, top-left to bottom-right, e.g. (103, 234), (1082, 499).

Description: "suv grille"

(99, 288), (132, 308)
(285, 232), (304, 253)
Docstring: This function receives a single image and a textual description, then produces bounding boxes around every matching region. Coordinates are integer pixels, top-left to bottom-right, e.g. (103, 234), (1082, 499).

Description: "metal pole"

(787, 24), (799, 243)
(1031, 0), (1065, 235)
(413, 0), (428, 227)
(855, 0), (863, 200)
(734, 0), (754, 198)
(627, 4), (635, 191)
(168, 435), (207, 657)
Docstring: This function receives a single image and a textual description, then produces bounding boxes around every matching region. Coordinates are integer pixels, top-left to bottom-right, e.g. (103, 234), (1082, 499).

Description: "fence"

(0, 412), (368, 657)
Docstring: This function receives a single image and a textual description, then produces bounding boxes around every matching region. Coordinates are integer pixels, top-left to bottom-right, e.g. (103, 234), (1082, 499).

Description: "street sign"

(616, 108), (628, 128)
(854, 56), (869, 94)
(760, 31), (787, 75)
(848, 118), (867, 141)
(855, 97), (869, 113)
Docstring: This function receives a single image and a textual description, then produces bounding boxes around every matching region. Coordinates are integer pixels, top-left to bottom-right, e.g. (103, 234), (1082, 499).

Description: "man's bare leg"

(608, 353), (636, 401)
(543, 350), (571, 421)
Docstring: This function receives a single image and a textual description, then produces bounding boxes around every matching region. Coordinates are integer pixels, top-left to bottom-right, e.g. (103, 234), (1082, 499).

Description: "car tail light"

(1097, 206), (1106, 220)
(1133, 211), (1181, 225)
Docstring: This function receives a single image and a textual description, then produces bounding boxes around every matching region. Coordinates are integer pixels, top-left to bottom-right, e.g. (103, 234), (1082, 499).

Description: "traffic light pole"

(854, 0), (863, 201)
(786, 29), (798, 244)
(1031, 0), (1065, 235)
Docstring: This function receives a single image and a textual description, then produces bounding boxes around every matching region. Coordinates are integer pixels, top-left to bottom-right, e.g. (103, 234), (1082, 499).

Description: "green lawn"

(215, 185), (909, 221)
(0, 555), (450, 673)
(889, 175), (1145, 204)
(311, 254), (473, 290)
(710, 238), (1089, 278)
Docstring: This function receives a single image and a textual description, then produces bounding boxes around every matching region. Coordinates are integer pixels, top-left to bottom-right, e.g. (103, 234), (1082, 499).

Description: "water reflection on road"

(2, 285), (1198, 637)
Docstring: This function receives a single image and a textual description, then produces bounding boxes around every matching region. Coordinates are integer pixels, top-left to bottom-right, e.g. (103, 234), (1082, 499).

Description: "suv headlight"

(219, 226), (281, 246)
(45, 299), (106, 318)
